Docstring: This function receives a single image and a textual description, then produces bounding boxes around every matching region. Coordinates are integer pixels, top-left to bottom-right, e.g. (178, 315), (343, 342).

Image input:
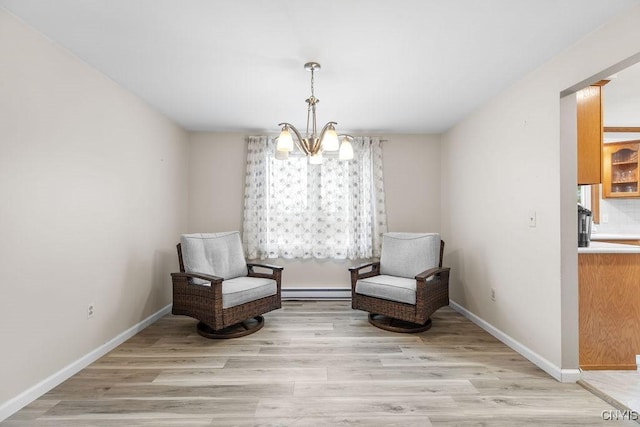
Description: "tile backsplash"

(596, 197), (640, 233)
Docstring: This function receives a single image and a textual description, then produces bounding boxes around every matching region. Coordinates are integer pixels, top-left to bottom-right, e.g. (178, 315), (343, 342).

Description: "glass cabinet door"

(603, 142), (640, 198)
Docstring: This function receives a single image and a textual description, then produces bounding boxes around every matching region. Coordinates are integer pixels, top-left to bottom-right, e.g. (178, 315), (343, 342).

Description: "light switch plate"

(528, 211), (537, 228)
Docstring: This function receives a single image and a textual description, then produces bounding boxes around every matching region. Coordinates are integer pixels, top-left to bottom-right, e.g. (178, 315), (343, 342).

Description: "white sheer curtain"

(243, 136), (387, 260)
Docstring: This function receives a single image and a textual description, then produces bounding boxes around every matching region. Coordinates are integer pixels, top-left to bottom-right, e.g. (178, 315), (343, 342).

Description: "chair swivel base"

(368, 313), (432, 333)
(197, 315), (264, 339)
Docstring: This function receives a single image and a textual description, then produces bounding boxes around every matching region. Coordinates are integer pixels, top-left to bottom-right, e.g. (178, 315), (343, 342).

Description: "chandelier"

(276, 62), (353, 164)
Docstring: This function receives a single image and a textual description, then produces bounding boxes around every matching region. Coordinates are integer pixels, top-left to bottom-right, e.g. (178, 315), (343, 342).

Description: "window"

(243, 136), (387, 260)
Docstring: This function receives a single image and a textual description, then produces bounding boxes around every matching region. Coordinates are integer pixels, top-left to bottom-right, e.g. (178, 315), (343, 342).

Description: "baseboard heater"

(281, 287), (351, 299)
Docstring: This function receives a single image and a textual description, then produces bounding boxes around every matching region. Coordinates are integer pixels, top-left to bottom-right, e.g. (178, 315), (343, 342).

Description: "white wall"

(188, 132), (441, 288)
(0, 8), (189, 409)
(441, 5), (640, 378)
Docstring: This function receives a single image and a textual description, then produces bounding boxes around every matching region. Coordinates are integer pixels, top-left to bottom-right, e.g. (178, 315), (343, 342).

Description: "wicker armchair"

(171, 231), (282, 338)
(350, 232), (450, 333)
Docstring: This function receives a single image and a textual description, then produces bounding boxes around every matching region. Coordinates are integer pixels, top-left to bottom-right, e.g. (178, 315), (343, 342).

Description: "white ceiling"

(604, 61), (640, 127)
(1, 0), (639, 134)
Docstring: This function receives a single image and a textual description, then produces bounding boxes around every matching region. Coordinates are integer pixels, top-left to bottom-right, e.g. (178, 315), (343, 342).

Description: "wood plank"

(153, 367), (328, 384)
(293, 379), (478, 397)
(102, 383), (295, 399)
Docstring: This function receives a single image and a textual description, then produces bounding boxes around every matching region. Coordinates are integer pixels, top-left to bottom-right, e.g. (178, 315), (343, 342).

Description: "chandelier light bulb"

(339, 138), (354, 161)
(274, 149), (289, 160)
(309, 152), (323, 164)
(322, 125), (339, 151)
(277, 127), (294, 152)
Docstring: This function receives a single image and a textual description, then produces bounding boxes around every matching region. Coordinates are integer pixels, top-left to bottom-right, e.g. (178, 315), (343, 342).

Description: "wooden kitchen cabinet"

(603, 140), (640, 198)
(579, 252), (640, 370)
(577, 82), (607, 185)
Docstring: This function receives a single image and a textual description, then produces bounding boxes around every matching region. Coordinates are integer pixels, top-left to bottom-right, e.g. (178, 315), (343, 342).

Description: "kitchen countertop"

(578, 241), (640, 254)
(591, 233), (640, 240)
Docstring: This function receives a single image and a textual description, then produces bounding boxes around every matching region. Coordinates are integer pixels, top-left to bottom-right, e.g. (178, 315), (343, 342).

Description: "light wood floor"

(580, 370), (640, 414)
(3, 301), (636, 426)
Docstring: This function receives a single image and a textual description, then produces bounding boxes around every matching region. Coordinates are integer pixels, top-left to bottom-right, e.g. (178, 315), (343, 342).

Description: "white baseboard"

(449, 300), (579, 383)
(561, 369), (583, 383)
(0, 304), (172, 422)
(282, 287), (351, 299)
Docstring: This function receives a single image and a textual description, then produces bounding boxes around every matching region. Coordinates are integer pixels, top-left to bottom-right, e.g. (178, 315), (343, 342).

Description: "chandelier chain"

(306, 98), (312, 137)
(307, 67), (317, 138)
(310, 67), (315, 98)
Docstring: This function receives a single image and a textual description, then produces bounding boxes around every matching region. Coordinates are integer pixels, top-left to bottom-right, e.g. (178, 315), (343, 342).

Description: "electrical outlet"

(602, 214), (609, 224)
(490, 288), (496, 301)
(87, 303), (95, 319)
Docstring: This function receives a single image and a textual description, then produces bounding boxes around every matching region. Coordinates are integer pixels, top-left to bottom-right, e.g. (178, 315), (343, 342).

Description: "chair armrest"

(247, 262), (284, 272)
(348, 261), (379, 272)
(246, 263), (283, 282)
(349, 261), (381, 280)
(171, 271), (223, 283)
(415, 266), (451, 281)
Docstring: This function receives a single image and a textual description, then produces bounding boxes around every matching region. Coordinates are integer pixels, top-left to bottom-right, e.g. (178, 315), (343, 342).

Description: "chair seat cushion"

(222, 276), (277, 309)
(355, 275), (416, 305)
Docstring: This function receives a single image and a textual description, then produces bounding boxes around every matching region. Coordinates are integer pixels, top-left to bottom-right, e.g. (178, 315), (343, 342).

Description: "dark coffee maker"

(578, 204), (592, 247)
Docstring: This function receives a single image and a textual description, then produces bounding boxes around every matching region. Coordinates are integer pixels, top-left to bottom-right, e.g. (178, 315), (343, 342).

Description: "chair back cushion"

(379, 232), (441, 279)
(180, 232), (248, 284)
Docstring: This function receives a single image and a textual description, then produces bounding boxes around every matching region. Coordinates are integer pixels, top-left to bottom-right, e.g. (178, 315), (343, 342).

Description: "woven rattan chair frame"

(171, 243), (282, 334)
(350, 240), (450, 327)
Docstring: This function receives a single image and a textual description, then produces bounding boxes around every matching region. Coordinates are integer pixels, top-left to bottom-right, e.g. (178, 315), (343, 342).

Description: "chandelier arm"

(278, 122), (309, 155)
(310, 137), (321, 155)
